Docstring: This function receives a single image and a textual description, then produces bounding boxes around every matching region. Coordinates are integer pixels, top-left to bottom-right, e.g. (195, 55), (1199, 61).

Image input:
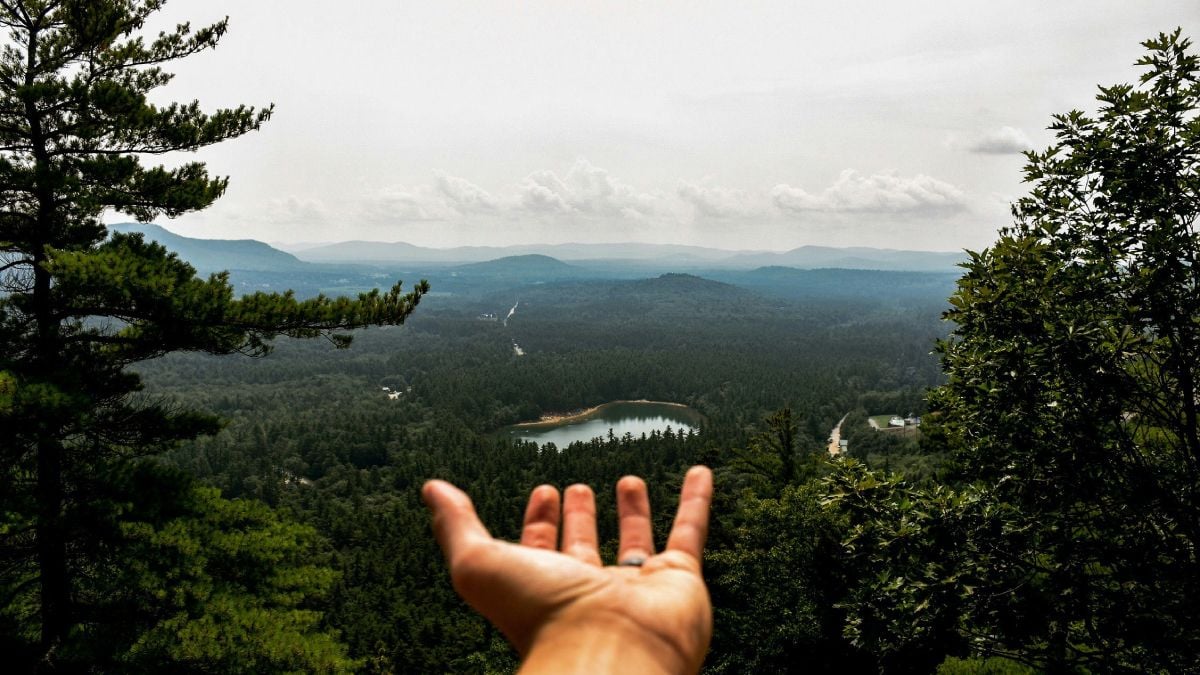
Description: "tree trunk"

(31, 251), (67, 665)
(22, 19), (70, 664)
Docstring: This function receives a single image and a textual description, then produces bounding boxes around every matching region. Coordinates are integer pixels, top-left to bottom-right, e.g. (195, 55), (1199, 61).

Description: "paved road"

(827, 413), (849, 456)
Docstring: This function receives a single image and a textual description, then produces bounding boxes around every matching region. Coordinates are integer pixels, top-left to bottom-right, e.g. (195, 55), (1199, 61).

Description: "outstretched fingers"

(520, 484), (561, 549)
(665, 466), (713, 562)
(561, 483), (602, 565)
(422, 479), (493, 566)
(616, 475), (655, 563)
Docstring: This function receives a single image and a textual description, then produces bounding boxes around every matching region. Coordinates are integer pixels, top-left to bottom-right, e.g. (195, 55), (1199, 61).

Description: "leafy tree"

(706, 481), (867, 673)
(934, 656), (1036, 675)
(927, 29), (1200, 671)
(822, 460), (984, 673)
(0, 1), (426, 669)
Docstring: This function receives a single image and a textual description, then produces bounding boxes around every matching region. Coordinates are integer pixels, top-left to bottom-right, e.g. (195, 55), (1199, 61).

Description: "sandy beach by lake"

(510, 399), (691, 428)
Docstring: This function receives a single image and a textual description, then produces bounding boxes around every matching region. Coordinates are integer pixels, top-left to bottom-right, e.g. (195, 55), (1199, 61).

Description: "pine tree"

(0, 1), (426, 668)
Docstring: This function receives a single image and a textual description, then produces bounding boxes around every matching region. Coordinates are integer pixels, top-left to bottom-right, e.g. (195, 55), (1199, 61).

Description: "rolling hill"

(109, 223), (311, 273)
(451, 254), (580, 277)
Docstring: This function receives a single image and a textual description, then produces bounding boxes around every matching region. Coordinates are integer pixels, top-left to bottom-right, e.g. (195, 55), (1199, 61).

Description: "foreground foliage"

(936, 29), (1200, 671)
(832, 29), (1200, 672)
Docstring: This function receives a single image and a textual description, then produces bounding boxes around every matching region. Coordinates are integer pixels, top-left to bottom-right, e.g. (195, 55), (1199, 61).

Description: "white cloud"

(359, 161), (665, 227)
(362, 185), (458, 223)
(676, 181), (759, 219)
(518, 171), (574, 214)
(965, 126), (1034, 154)
(433, 171), (503, 213)
(518, 159), (662, 219)
(342, 163), (973, 247)
(771, 170), (967, 215)
(358, 172), (503, 225)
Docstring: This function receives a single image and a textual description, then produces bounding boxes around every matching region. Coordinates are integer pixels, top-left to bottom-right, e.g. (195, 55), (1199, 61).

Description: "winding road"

(827, 413), (849, 456)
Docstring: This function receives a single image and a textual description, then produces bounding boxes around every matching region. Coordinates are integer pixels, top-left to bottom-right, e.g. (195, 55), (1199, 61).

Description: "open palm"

(422, 466), (713, 674)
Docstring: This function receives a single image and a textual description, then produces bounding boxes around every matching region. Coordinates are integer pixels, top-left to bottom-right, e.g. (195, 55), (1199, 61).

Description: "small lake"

(501, 401), (702, 448)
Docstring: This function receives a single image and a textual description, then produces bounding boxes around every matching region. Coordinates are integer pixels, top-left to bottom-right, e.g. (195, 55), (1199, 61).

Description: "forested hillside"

(134, 269), (949, 672)
(139, 29), (1200, 673)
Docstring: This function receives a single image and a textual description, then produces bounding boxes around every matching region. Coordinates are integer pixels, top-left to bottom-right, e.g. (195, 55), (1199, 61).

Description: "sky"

(113, 0), (1197, 252)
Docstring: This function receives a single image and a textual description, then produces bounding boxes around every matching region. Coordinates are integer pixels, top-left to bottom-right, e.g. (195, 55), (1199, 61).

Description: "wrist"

(518, 612), (695, 675)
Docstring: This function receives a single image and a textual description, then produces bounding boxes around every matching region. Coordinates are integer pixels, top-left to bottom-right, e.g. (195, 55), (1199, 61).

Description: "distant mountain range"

(287, 239), (965, 271)
(286, 240), (740, 264)
(110, 223), (311, 273)
(720, 247), (964, 272)
(109, 223), (966, 274)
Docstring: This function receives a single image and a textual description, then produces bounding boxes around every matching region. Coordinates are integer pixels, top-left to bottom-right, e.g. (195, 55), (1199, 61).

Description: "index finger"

(422, 479), (492, 565)
(520, 484), (561, 550)
(665, 466), (712, 561)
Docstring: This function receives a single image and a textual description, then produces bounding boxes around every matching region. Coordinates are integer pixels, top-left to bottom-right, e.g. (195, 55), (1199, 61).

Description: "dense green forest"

(132, 266), (950, 672)
(3, 1), (1197, 672)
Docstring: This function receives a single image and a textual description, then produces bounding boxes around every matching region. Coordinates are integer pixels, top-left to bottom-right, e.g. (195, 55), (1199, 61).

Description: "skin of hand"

(422, 466), (714, 675)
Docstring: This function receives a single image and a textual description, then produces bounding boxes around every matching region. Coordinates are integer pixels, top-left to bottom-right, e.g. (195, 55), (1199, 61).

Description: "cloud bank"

(771, 170), (967, 215)
(518, 159), (661, 220)
(965, 126), (1034, 154)
(434, 171), (502, 213)
(252, 160), (978, 248)
(676, 182), (760, 219)
(358, 163), (969, 224)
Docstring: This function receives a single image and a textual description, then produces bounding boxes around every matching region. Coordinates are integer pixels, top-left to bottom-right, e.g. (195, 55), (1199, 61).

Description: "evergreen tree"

(0, 1), (426, 669)
(727, 407), (811, 490)
(87, 463), (358, 672)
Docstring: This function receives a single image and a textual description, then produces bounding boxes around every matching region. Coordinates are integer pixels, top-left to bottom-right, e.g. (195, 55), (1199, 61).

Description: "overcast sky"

(114, 1), (1196, 251)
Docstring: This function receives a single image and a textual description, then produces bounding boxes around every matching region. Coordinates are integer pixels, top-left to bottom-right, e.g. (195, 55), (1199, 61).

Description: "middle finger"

(616, 475), (655, 564)
(561, 483), (602, 565)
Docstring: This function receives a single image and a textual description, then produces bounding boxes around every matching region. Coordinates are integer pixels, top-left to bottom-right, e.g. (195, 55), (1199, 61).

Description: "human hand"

(422, 466), (713, 675)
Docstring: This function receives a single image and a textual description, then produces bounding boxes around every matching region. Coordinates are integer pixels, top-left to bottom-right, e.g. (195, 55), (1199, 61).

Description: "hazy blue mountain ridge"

(723, 246), (964, 271)
(110, 222), (965, 273)
(109, 223), (311, 273)
(289, 237), (965, 271)
(289, 240), (741, 264)
(102, 224), (966, 306)
(451, 254), (581, 277)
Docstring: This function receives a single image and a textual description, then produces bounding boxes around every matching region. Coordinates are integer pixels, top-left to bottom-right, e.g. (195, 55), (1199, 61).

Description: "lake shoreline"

(509, 399), (691, 428)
